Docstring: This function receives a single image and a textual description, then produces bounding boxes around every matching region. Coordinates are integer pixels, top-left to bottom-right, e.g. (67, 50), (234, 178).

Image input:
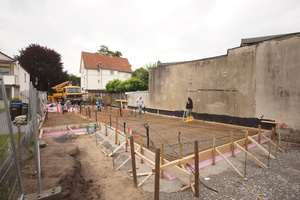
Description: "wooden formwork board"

(100, 123), (192, 185)
(99, 123), (272, 185)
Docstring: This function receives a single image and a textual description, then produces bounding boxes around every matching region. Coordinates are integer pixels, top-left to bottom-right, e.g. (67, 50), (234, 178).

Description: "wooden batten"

(234, 142), (267, 168)
(100, 123), (192, 185)
(39, 129), (44, 139)
(100, 123), (272, 185)
(247, 136), (275, 159)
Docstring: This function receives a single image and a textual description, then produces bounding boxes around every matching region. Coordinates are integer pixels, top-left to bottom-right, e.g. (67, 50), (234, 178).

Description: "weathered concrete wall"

(254, 34), (300, 129)
(148, 33), (300, 130)
(125, 91), (149, 107)
(149, 45), (256, 117)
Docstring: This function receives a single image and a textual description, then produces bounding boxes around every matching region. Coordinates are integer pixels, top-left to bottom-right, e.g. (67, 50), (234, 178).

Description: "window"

(24, 73), (26, 82)
(0, 66), (9, 75)
(110, 70), (114, 75)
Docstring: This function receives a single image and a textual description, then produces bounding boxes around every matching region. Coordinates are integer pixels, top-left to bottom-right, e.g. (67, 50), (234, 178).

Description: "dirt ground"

(22, 135), (150, 200)
(21, 109), (300, 199)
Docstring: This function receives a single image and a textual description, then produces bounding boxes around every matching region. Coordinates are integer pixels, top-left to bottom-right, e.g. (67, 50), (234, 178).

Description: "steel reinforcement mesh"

(79, 106), (260, 161)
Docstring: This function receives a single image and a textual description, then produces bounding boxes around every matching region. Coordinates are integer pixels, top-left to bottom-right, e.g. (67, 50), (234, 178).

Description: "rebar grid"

(80, 107), (260, 161)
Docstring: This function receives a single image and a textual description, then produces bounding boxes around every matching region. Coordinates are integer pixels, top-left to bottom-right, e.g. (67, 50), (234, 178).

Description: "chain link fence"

(0, 78), (45, 200)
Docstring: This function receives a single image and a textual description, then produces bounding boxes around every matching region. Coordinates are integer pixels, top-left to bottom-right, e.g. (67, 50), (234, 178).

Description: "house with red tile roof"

(80, 52), (132, 95)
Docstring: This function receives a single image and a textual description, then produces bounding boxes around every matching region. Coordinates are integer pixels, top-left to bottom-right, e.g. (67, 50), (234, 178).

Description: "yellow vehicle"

(48, 81), (83, 104)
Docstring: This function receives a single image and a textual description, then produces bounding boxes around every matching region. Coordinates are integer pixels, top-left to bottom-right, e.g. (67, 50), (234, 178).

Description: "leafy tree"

(105, 79), (122, 93)
(105, 62), (157, 93)
(69, 74), (80, 86)
(15, 44), (68, 92)
(105, 78), (146, 93)
(132, 67), (148, 89)
(96, 45), (122, 57)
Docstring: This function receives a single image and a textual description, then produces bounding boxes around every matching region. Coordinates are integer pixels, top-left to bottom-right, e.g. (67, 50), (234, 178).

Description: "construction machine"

(48, 81), (83, 104)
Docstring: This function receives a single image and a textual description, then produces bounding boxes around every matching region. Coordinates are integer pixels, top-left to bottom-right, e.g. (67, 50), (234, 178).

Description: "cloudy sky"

(1, 0), (299, 76)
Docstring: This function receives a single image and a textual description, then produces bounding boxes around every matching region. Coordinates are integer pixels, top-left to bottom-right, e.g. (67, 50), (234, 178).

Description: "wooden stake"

(126, 128), (128, 152)
(272, 127), (275, 140)
(115, 119), (118, 144)
(161, 144), (164, 179)
(140, 135), (144, 163)
(258, 125), (261, 144)
(154, 147), (160, 200)
(244, 129), (248, 177)
(245, 128), (249, 151)
(194, 140), (199, 197)
(105, 124), (108, 136)
(130, 136), (137, 187)
(212, 135), (216, 165)
(230, 130), (235, 157)
(179, 142), (183, 159)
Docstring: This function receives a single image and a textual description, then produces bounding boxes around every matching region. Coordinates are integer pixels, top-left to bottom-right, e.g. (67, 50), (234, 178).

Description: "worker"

(65, 99), (71, 112)
(185, 96), (193, 122)
(62, 102), (68, 114)
(136, 96), (144, 118)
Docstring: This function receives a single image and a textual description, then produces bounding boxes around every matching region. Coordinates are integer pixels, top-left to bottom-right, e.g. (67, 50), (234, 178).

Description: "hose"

(186, 163), (218, 193)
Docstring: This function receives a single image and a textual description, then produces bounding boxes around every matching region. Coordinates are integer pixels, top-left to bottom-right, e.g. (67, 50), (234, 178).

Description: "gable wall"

(148, 34), (300, 129)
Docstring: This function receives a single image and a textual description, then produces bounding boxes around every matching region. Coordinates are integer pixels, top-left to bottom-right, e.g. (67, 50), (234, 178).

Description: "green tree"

(132, 67), (148, 89)
(15, 44), (68, 92)
(105, 78), (146, 93)
(96, 45), (122, 57)
(69, 74), (80, 86)
(105, 79), (122, 93)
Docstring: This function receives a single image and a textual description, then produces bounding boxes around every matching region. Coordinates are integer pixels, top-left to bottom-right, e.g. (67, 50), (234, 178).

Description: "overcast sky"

(1, 0), (299, 76)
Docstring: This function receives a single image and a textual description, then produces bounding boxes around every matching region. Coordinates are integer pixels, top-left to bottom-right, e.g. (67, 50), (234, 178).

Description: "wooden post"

(130, 136), (137, 187)
(139, 135), (144, 163)
(194, 140), (199, 197)
(272, 127), (275, 140)
(154, 147), (161, 200)
(160, 144), (164, 179)
(212, 135), (216, 165)
(244, 128), (249, 177)
(126, 127), (128, 152)
(245, 128), (249, 151)
(230, 130), (235, 157)
(109, 114), (112, 127)
(258, 125), (261, 144)
(115, 119), (118, 144)
(179, 142), (183, 159)
(105, 124), (108, 136)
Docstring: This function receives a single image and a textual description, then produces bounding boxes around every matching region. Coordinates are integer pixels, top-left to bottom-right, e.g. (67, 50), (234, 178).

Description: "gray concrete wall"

(126, 91), (149, 107)
(148, 33), (300, 130)
(254, 34), (300, 129)
(149, 45), (256, 117)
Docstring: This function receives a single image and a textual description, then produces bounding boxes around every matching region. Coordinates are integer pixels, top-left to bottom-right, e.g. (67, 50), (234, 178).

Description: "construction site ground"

(21, 106), (300, 200)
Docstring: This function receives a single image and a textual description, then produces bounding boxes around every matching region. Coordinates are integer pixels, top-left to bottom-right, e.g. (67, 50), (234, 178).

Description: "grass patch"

(0, 109), (5, 113)
(0, 132), (26, 164)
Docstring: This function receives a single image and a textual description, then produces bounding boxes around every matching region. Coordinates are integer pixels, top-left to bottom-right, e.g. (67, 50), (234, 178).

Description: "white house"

(0, 51), (30, 104)
(80, 51), (132, 96)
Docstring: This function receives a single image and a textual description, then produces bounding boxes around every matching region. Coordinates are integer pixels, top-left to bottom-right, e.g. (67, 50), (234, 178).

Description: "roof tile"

(81, 51), (132, 72)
